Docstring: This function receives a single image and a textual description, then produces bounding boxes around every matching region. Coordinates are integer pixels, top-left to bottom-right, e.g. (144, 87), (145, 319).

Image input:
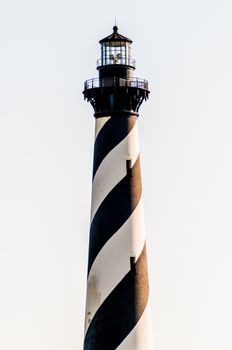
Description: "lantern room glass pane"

(101, 42), (132, 66)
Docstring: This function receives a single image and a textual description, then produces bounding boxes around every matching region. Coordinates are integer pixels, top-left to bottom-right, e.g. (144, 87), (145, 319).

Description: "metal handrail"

(96, 58), (136, 68)
(84, 77), (149, 91)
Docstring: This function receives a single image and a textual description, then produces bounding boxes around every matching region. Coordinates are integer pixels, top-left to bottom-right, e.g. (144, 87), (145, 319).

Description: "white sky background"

(0, 0), (232, 349)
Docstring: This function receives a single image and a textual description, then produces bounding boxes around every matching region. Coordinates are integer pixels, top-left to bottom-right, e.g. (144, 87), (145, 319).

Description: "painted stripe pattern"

(84, 116), (152, 349)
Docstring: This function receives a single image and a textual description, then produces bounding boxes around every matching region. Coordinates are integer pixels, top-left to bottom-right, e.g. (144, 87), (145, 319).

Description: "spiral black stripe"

(88, 156), (142, 275)
(84, 244), (149, 350)
(92, 117), (136, 179)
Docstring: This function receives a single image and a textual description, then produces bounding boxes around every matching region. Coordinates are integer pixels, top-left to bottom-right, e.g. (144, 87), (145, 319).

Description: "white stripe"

(94, 116), (111, 139)
(85, 199), (145, 333)
(116, 301), (153, 350)
(91, 121), (139, 221)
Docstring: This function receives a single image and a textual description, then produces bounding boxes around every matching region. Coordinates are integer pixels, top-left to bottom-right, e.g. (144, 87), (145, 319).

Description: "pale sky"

(0, 0), (232, 349)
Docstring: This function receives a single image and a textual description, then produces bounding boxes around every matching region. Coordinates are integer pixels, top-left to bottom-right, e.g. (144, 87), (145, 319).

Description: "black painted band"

(84, 244), (149, 350)
(93, 117), (136, 179)
(88, 156), (142, 275)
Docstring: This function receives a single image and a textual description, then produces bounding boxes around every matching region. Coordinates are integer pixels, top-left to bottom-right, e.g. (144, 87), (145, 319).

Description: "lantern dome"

(99, 26), (133, 44)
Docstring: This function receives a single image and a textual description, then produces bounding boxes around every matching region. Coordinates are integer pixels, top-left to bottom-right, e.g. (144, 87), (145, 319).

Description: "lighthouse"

(83, 26), (153, 349)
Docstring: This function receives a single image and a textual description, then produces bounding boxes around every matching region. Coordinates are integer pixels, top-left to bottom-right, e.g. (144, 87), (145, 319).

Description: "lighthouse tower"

(83, 26), (153, 349)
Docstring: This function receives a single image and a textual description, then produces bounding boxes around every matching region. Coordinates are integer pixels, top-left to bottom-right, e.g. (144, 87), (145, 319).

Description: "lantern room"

(97, 26), (135, 68)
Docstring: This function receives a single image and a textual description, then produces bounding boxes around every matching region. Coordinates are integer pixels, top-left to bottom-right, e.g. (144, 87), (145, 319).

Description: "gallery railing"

(84, 77), (149, 91)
